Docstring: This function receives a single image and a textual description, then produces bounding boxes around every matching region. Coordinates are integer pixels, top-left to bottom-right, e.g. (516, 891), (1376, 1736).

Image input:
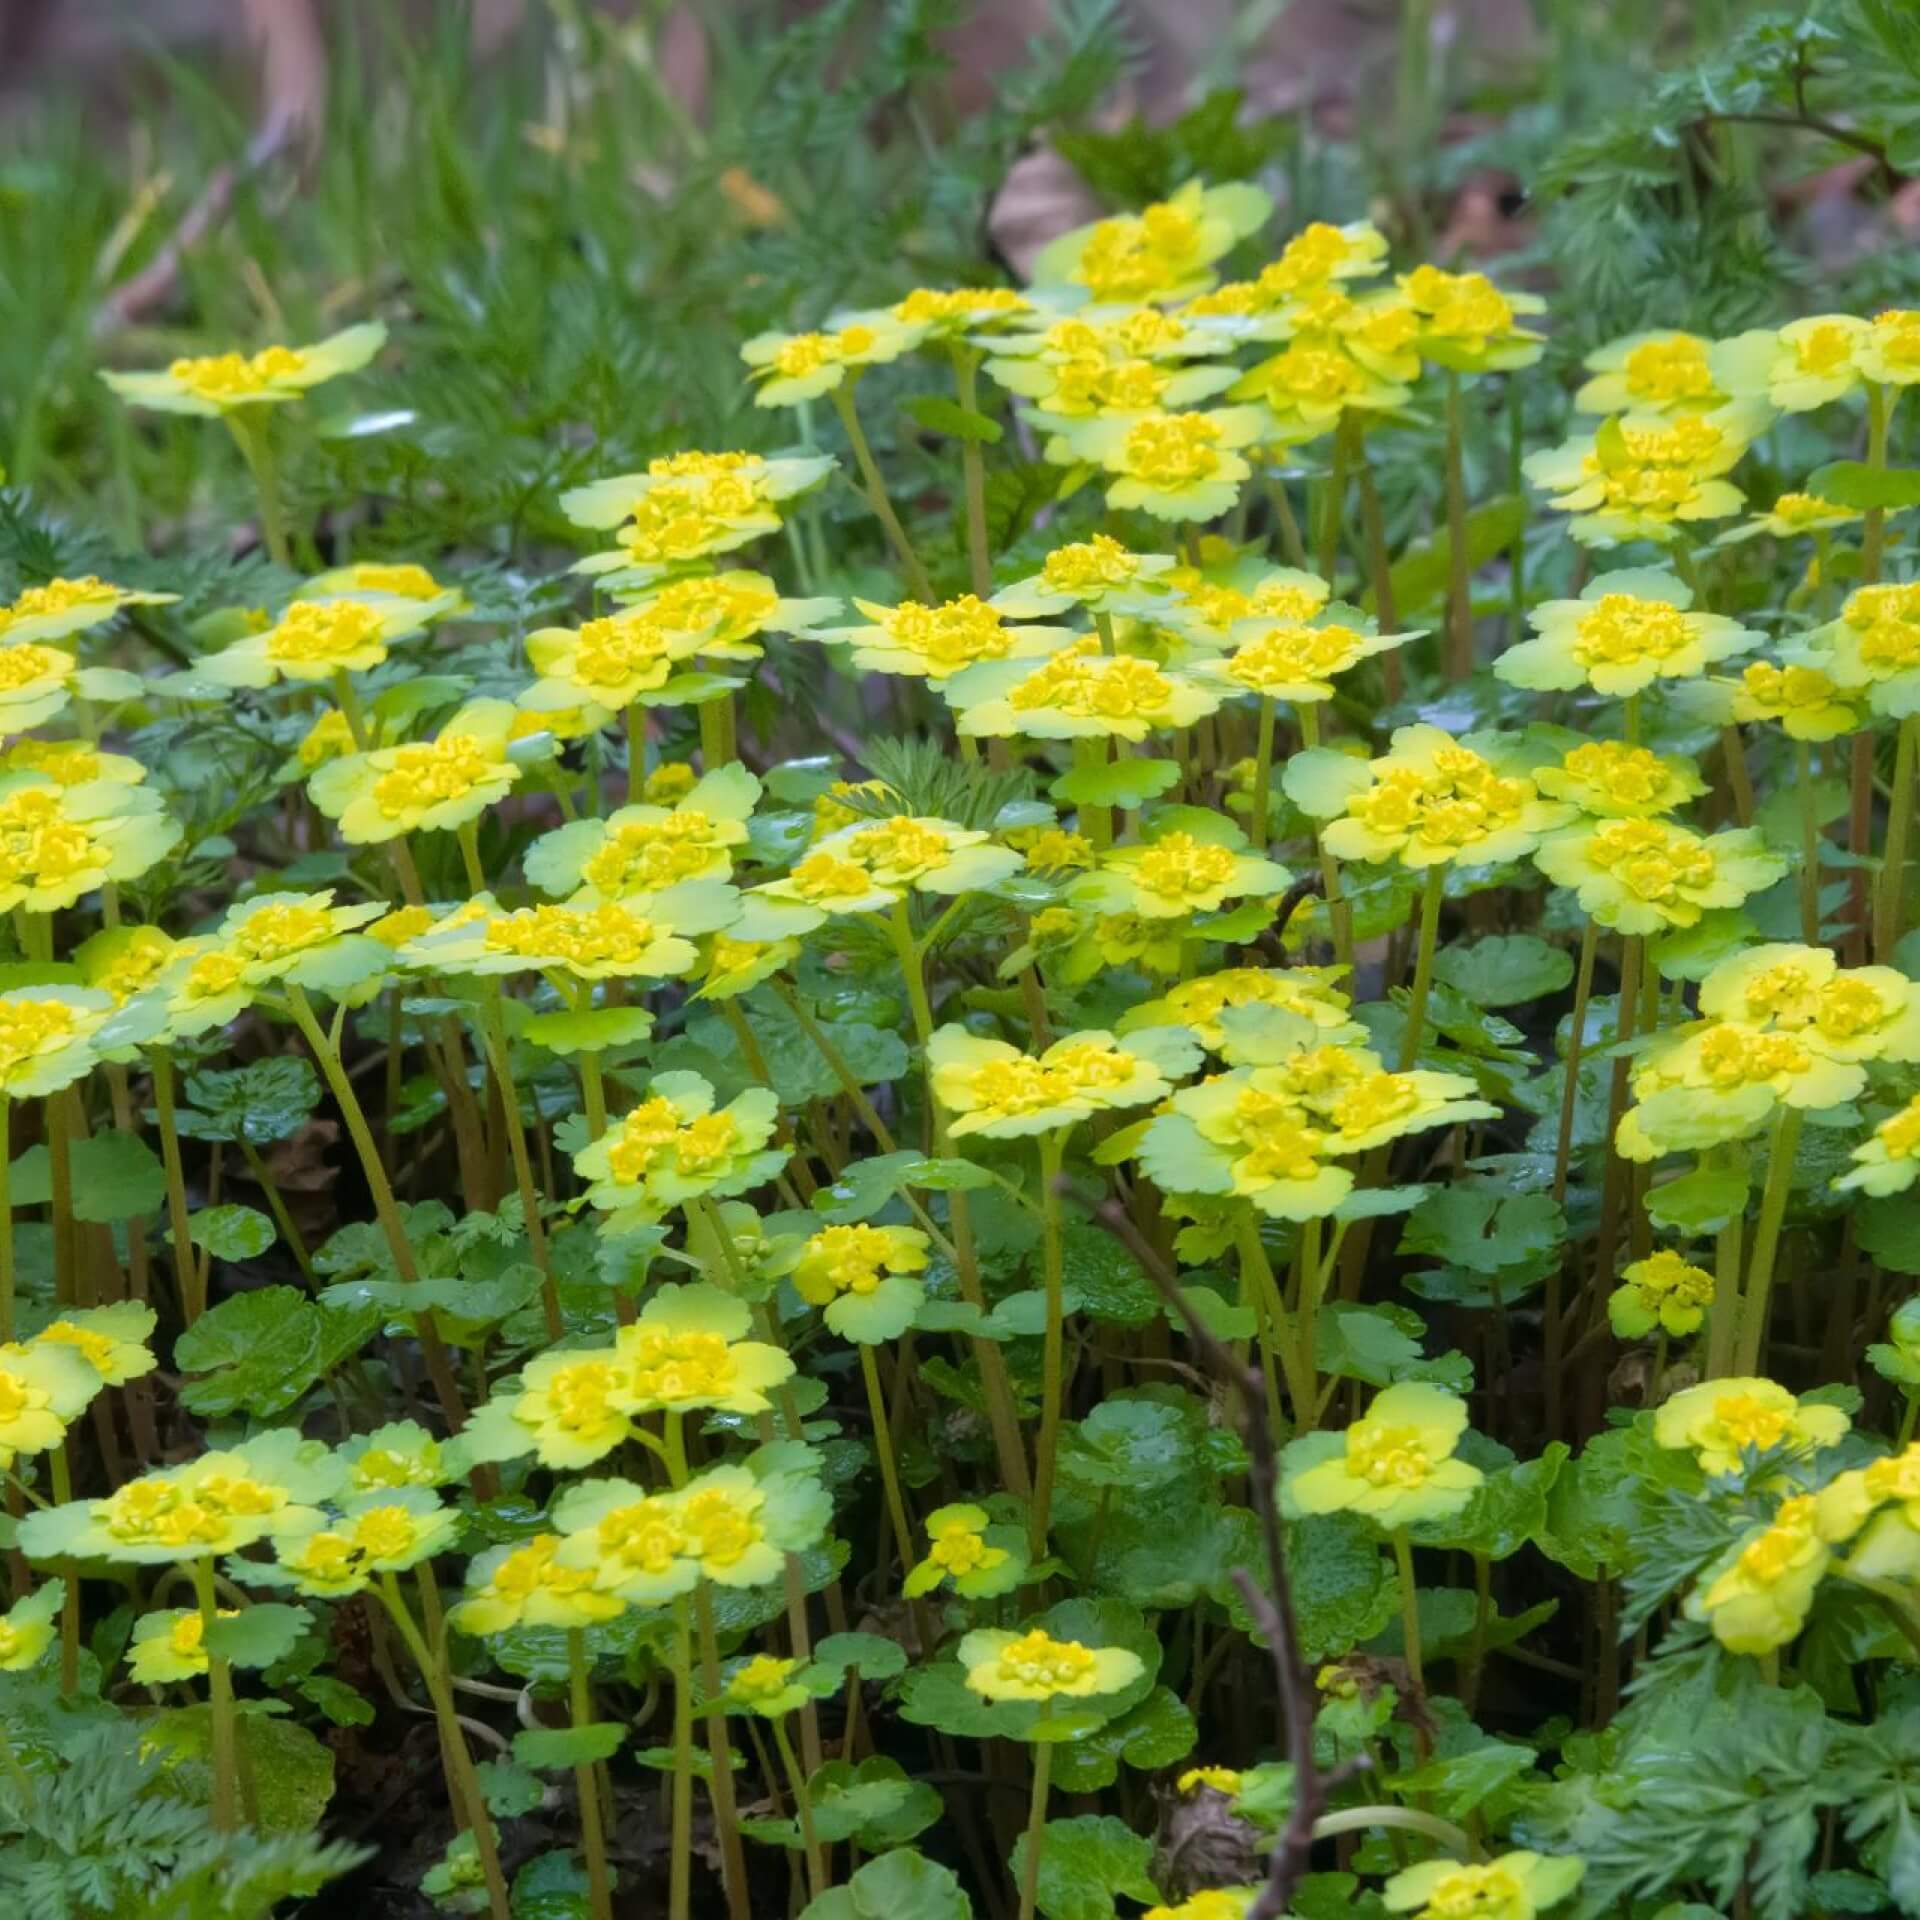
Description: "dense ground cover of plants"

(9, 3), (1920, 1917)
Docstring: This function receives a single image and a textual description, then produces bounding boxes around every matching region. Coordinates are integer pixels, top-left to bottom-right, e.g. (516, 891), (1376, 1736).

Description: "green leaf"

(188, 1203), (277, 1261)
(521, 1005), (655, 1056)
(1050, 758), (1181, 808)
(1375, 493), (1526, 618)
(207, 1604), (309, 1671)
(815, 1631), (909, 1680)
(1807, 461), (1920, 510)
(903, 395), (1004, 444)
(1007, 1815), (1159, 1920)
(811, 1151), (991, 1223)
(1646, 1162), (1750, 1235)
(1400, 1186), (1564, 1277)
(1434, 934), (1573, 1007)
(1058, 1400), (1194, 1491)
(1282, 747), (1372, 820)
(1860, 1193), (1920, 1276)
(1050, 1685), (1197, 1793)
(800, 1847), (974, 1920)
(1409, 1444), (1569, 1560)
(476, 1758), (546, 1818)
(8, 1131), (169, 1220)
(180, 1058), (322, 1146)
(146, 1705), (336, 1831)
(1283, 1512), (1397, 1662)
(174, 1286), (324, 1417)
(513, 1722), (626, 1770)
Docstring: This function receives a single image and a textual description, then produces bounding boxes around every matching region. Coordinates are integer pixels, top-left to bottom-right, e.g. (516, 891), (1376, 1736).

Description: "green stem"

(1071, 736), (1113, 851)
(1250, 696), (1276, 850)
(1734, 1105), (1805, 1376)
(1319, 417), (1352, 587)
(694, 1584), (751, 1920)
(226, 412), (289, 569)
(149, 1048), (201, 1324)
(377, 1573), (510, 1920)
(1462, 1551), (1491, 1712)
(48, 1447), (76, 1696)
(0, 1093), (11, 1344)
(1878, 716), (1918, 962)
(1017, 1728), (1055, 1920)
(1392, 1528), (1424, 1695)
(1296, 703), (1352, 967)
(1238, 1211), (1317, 1430)
(238, 1139), (316, 1283)
(1312, 1805), (1473, 1856)
(190, 1557), (239, 1832)
(568, 1630), (615, 1920)
(1622, 693), (1641, 746)
(455, 819), (487, 896)
(1551, 921), (1599, 1211)
(1797, 741), (1822, 947)
(953, 346), (992, 599)
(1399, 867), (1446, 1069)
(332, 668), (371, 751)
(479, 992), (562, 1341)
(1864, 380), (1890, 585)
(773, 1714), (828, 1898)
(669, 1602), (695, 1920)
(1443, 371), (1471, 680)
(1031, 1128), (1069, 1560)
(832, 383), (931, 599)
(285, 988), (474, 1442)
(860, 1342), (916, 1574)
(1705, 1155), (1746, 1381)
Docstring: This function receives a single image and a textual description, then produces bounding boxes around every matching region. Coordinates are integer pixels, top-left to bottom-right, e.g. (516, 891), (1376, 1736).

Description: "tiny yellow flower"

(821, 594), (1069, 683)
(1725, 659), (1861, 741)
(930, 1025), (1199, 1139)
(903, 1502), (1023, 1600)
(199, 595), (433, 689)
(0, 575), (177, 645)
(1685, 1494), (1829, 1654)
(0, 1580), (61, 1673)
(1382, 1851), (1583, 1920)
(1283, 1382), (1484, 1529)
(450, 1534), (627, 1635)
(741, 315), (925, 405)
(1497, 567), (1757, 698)
(1609, 1250), (1715, 1340)
(1399, 264), (1546, 374)
(1533, 741), (1706, 820)
(309, 699), (520, 842)
(948, 634), (1222, 742)
(1176, 1767), (1244, 1797)
(1839, 1093), (1920, 1197)
(1654, 1377), (1849, 1477)
(1807, 580), (1920, 718)
(102, 323), (386, 415)
(1535, 819), (1783, 934)
(1856, 308), (1920, 387)
(1030, 180), (1271, 305)
(782, 1222), (929, 1344)
(1575, 330), (1724, 416)
(725, 1654), (814, 1718)
(1715, 316), (1866, 412)
(128, 1606), (236, 1685)
(32, 1301), (158, 1387)
(958, 1625), (1144, 1704)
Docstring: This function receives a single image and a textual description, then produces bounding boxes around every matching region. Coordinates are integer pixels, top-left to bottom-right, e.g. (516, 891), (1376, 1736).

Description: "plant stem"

(1734, 1105), (1805, 1376)
(149, 1048), (201, 1324)
(567, 1630), (615, 1920)
(669, 1600), (695, 1920)
(1250, 696), (1277, 850)
(1238, 1210), (1317, 1430)
(953, 346), (992, 599)
(1878, 716), (1918, 962)
(1030, 1128), (1069, 1560)
(1017, 1727), (1055, 1920)
(694, 1585), (751, 1920)
(1312, 1805), (1473, 1855)
(1399, 866), (1446, 1069)
(190, 1556), (240, 1832)
(1797, 741), (1822, 946)
(1296, 703), (1353, 968)
(0, 1094), (11, 1344)
(226, 412), (289, 568)
(376, 1573), (510, 1920)
(1864, 380), (1891, 585)
(1551, 921), (1599, 1211)
(832, 383), (931, 600)
(285, 988), (474, 1446)
(1706, 1160), (1746, 1381)
(1071, 736), (1113, 850)
(772, 1714), (828, 1898)
(1392, 1528), (1424, 1695)
(859, 1341), (916, 1574)
(1443, 371), (1471, 680)
(479, 991), (562, 1340)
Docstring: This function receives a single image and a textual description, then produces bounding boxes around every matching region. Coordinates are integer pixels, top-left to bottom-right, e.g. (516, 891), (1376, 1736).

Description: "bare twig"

(1059, 1179), (1343, 1919)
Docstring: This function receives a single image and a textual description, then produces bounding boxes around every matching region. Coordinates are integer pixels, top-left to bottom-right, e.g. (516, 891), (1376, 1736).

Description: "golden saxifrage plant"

(8, 157), (1920, 1920)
